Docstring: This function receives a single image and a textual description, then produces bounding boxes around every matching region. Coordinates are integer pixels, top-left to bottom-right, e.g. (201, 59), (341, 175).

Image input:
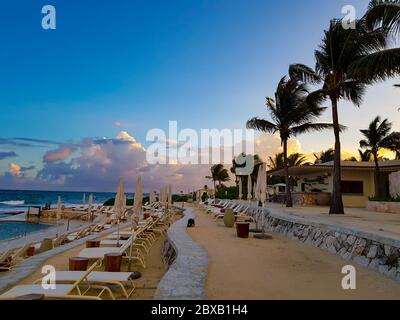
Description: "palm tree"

(358, 149), (373, 161)
(268, 152), (308, 170)
(289, 4), (400, 213)
(314, 148), (335, 164)
(206, 164), (230, 191)
(365, 0), (400, 34)
(359, 116), (400, 196)
(247, 76), (333, 207)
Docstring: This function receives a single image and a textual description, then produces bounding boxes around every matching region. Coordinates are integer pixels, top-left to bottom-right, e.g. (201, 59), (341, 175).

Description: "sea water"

(0, 189), (116, 218)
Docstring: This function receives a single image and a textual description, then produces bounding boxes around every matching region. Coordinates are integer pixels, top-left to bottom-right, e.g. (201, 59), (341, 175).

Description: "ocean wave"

(0, 200), (25, 206)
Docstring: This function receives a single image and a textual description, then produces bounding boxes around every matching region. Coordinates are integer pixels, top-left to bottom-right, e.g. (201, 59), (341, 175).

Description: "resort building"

(268, 160), (400, 208)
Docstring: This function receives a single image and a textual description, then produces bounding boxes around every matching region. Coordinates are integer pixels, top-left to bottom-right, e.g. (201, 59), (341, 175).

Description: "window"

(341, 181), (363, 195)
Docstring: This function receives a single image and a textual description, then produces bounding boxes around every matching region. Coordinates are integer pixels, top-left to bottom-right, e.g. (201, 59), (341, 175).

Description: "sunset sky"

(0, 0), (398, 192)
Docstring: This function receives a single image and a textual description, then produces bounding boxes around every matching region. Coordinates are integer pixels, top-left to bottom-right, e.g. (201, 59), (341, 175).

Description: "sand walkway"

(188, 204), (400, 300)
(14, 231), (168, 299)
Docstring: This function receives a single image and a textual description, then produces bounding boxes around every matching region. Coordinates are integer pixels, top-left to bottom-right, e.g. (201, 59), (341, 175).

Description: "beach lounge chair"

(0, 249), (16, 271)
(33, 271), (136, 299)
(67, 225), (96, 241)
(0, 261), (114, 300)
(78, 235), (146, 268)
(53, 233), (70, 247)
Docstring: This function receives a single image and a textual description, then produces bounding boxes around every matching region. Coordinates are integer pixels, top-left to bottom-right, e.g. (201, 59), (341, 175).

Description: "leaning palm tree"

(290, 6), (400, 213)
(247, 76), (333, 207)
(206, 164), (230, 191)
(359, 116), (400, 196)
(314, 148), (335, 164)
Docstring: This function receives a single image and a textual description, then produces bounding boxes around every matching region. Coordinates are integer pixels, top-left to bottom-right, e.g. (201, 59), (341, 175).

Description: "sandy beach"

(14, 230), (168, 300)
(188, 204), (400, 300)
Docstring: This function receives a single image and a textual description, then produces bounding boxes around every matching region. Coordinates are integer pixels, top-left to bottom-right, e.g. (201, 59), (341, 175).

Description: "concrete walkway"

(267, 204), (400, 241)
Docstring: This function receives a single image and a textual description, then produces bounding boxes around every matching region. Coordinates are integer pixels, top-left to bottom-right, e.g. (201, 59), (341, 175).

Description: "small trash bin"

(69, 257), (89, 271)
(86, 240), (101, 248)
(236, 222), (250, 238)
(104, 253), (123, 272)
(26, 246), (35, 257)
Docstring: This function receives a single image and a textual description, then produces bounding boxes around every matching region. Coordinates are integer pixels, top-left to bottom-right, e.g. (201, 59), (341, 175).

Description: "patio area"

(267, 203), (400, 242)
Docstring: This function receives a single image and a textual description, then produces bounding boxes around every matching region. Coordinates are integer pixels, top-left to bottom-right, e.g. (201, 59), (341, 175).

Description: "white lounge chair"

(33, 271), (136, 299)
(0, 261), (113, 300)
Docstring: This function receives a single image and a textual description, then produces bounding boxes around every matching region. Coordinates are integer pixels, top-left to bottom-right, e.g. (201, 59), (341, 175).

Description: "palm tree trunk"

(329, 97), (344, 215)
(283, 139), (293, 207)
(373, 152), (382, 196)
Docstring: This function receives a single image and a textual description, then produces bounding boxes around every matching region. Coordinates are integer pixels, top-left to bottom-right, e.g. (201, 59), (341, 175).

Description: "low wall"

(366, 201), (400, 214)
(275, 192), (331, 206)
(222, 201), (400, 282)
(155, 208), (208, 300)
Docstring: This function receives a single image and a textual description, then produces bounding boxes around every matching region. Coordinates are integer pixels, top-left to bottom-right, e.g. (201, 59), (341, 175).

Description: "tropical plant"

(359, 116), (400, 196)
(247, 76), (333, 207)
(206, 164), (230, 191)
(314, 148), (335, 164)
(365, 0), (400, 34)
(268, 152), (308, 170)
(344, 156), (358, 162)
(289, 1), (400, 213)
(358, 149), (373, 161)
(231, 153), (263, 198)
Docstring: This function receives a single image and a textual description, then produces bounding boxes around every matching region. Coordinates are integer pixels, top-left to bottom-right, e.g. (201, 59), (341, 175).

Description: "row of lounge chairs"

(201, 200), (256, 223)
(0, 213), (120, 272)
(0, 203), (175, 300)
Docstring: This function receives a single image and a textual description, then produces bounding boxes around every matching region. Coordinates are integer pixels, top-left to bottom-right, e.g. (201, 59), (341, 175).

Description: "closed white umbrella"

(82, 193), (86, 205)
(149, 190), (155, 204)
(238, 177), (243, 200)
(114, 177), (125, 245)
(159, 187), (164, 204)
(162, 186), (167, 204)
(259, 163), (267, 205)
(168, 184), (172, 207)
(134, 175), (143, 220)
(247, 175), (252, 201)
(88, 193), (93, 221)
(56, 196), (61, 237)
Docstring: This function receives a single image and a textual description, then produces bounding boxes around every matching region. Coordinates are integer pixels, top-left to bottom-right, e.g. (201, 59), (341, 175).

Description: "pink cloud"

(43, 145), (76, 163)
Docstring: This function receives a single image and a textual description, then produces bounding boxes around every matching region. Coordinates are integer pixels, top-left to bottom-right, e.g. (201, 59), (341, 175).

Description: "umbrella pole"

(117, 215), (120, 247)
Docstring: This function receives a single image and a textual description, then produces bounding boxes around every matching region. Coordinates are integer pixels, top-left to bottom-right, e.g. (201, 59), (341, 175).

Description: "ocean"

(0, 189), (117, 218)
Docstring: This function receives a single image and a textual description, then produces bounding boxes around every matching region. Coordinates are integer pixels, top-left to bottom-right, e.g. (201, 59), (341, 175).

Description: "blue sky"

(0, 0), (398, 191)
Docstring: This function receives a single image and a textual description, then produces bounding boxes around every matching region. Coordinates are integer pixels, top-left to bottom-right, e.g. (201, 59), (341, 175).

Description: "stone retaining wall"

(366, 201), (400, 214)
(227, 202), (400, 282)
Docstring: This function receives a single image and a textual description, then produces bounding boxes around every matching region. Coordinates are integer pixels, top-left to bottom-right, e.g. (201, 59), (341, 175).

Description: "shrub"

(215, 186), (238, 200)
(368, 195), (400, 202)
(103, 196), (149, 206)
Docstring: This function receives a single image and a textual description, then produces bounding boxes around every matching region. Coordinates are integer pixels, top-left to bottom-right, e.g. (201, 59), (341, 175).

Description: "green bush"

(172, 194), (188, 202)
(103, 196), (149, 206)
(215, 186), (238, 200)
(368, 195), (400, 202)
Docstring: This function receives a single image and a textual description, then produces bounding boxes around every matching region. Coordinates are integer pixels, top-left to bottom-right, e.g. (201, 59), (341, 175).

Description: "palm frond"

(289, 64), (321, 84)
(349, 47), (400, 82)
(365, 0), (400, 34)
(291, 122), (336, 136)
(246, 118), (277, 133)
